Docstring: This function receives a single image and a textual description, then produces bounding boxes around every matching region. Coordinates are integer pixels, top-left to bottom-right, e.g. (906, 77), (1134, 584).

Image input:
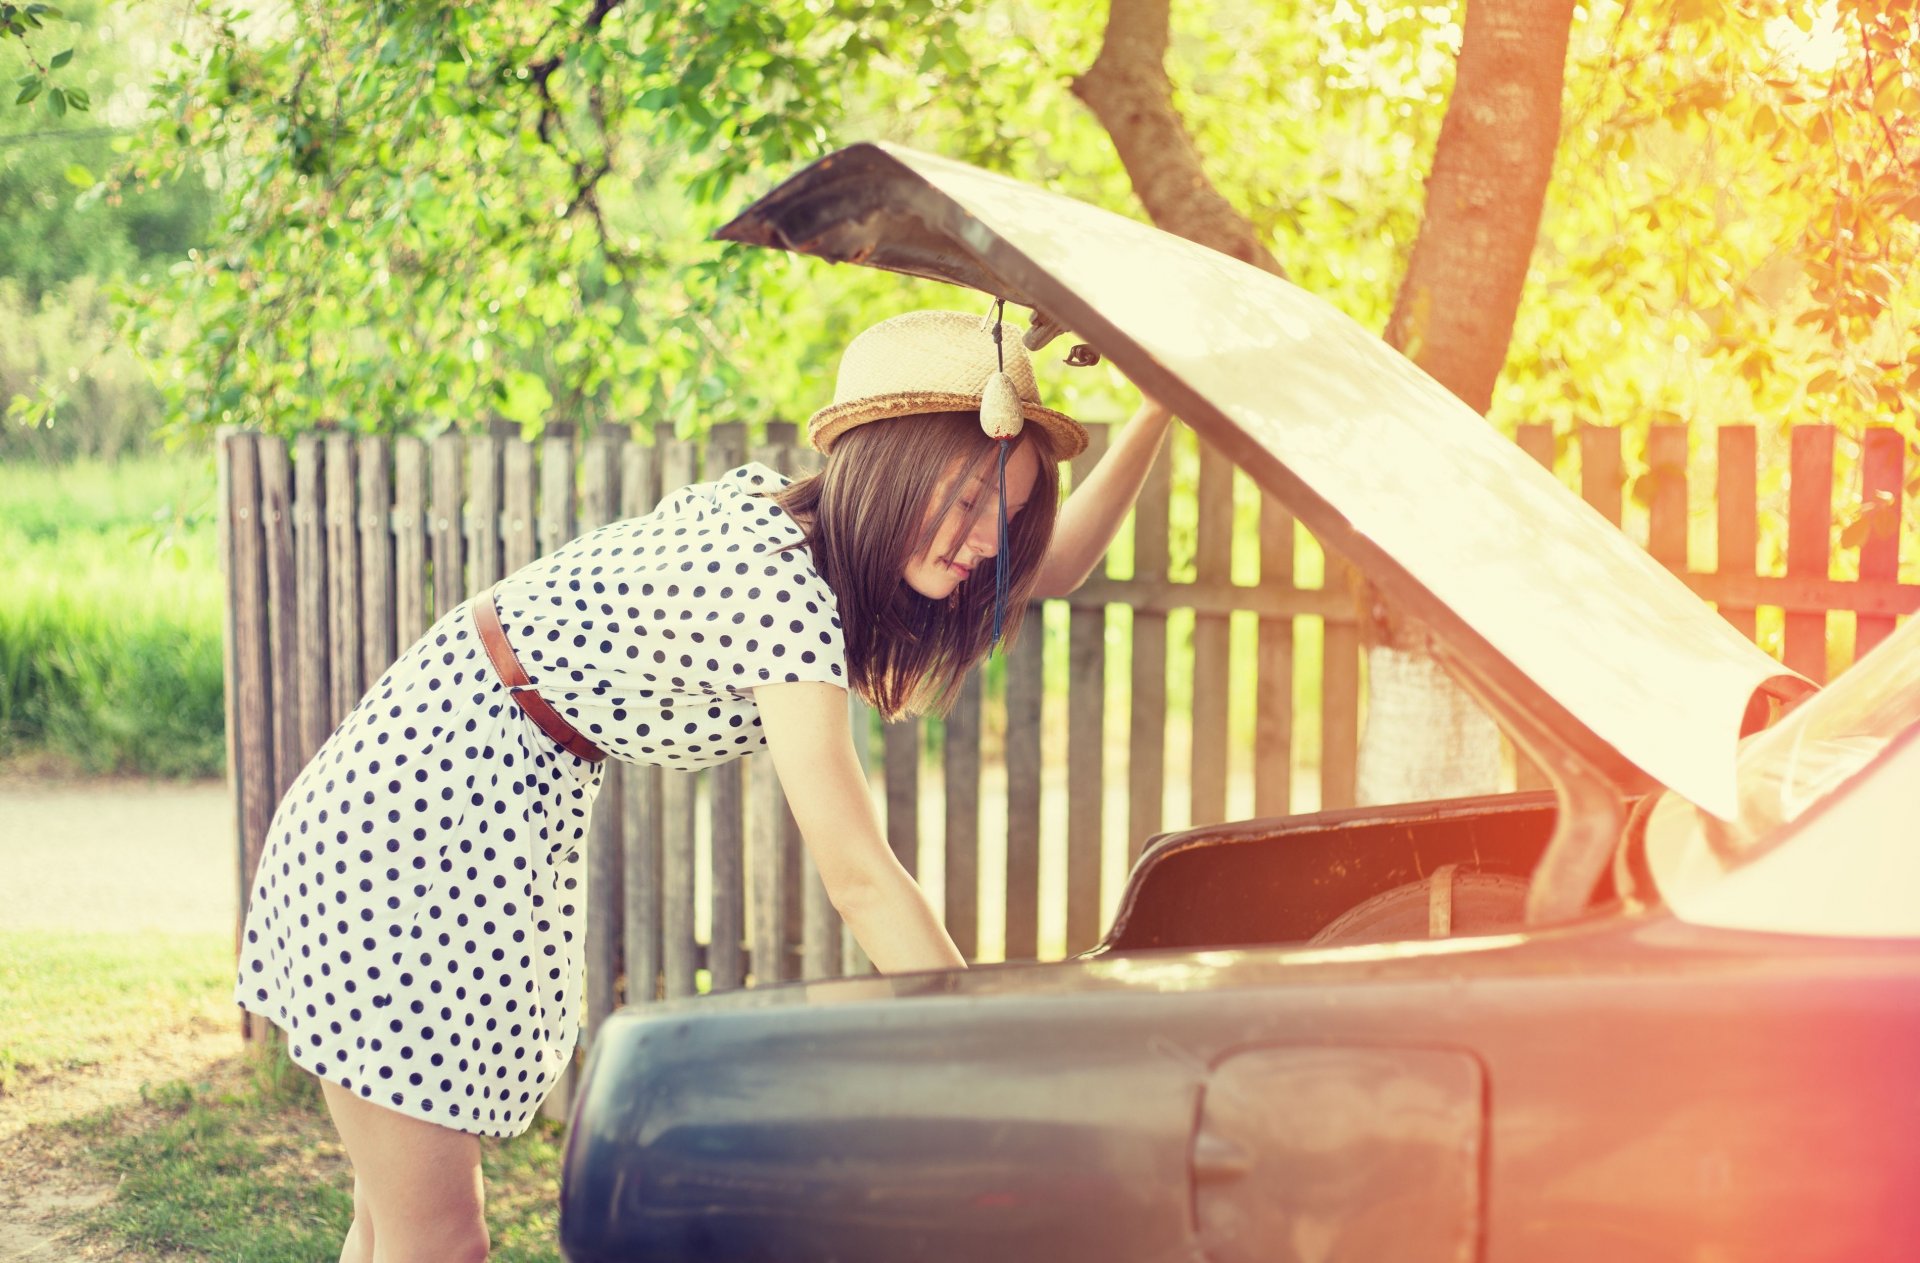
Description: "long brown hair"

(774, 411), (1061, 720)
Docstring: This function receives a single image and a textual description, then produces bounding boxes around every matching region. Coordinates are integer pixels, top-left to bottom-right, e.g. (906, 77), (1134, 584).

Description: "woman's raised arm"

(753, 680), (967, 975)
(1030, 395), (1175, 599)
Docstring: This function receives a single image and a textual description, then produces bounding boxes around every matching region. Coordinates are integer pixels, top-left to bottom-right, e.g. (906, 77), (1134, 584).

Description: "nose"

(964, 505), (1000, 558)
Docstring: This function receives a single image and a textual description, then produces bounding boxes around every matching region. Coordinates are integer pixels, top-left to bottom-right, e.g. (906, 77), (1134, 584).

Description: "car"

(556, 143), (1920, 1263)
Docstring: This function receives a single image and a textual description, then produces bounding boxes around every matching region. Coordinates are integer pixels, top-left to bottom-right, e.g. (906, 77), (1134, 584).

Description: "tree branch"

(1071, 0), (1286, 278)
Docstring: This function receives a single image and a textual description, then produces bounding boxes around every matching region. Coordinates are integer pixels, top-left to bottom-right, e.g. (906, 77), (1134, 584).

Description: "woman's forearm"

(1032, 397), (1175, 598)
(832, 862), (968, 974)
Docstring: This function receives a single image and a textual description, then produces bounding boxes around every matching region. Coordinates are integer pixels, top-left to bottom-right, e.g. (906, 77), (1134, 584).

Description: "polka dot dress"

(235, 463), (845, 1136)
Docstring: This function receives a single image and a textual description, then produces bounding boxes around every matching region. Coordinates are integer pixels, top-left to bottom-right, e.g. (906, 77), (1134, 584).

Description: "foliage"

(2, 1), (87, 116)
(1500, 2), (1920, 444)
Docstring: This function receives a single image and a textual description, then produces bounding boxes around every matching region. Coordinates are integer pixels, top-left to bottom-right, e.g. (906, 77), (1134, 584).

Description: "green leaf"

(63, 161), (93, 187)
(49, 46), (70, 68)
(48, 85), (66, 115)
(15, 77), (41, 104)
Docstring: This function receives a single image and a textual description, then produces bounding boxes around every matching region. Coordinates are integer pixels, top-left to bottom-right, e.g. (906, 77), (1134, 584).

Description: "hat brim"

(807, 391), (1089, 460)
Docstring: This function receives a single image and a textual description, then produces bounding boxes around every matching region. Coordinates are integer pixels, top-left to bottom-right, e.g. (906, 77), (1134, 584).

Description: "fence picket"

(1716, 427), (1758, 643)
(294, 435), (332, 762)
(1786, 426), (1835, 682)
(1580, 425), (1624, 527)
(1066, 424), (1111, 954)
(655, 437), (701, 997)
(324, 435), (363, 725)
(394, 438), (430, 647)
(467, 435), (504, 592)
(259, 438), (299, 805)
(1856, 428), (1904, 661)
(358, 437), (397, 682)
(1320, 556), (1360, 811)
(1646, 426), (1689, 571)
(224, 434), (274, 1041)
(1127, 441), (1171, 861)
(619, 438), (663, 1007)
(1003, 609), (1043, 959)
(1254, 489), (1294, 819)
(430, 433), (465, 617)
(579, 433), (624, 1042)
(1189, 437), (1233, 827)
(503, 438), (538, 574)
(539, 429), (576, 560)
(944, 671), (983, 961)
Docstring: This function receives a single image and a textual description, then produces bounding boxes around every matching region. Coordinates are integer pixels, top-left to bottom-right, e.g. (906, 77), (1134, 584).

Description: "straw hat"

(807, 309), (1088, 459)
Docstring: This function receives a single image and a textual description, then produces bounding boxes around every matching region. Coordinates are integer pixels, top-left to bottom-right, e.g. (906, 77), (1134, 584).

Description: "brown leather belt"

(473, 587), (607, 764)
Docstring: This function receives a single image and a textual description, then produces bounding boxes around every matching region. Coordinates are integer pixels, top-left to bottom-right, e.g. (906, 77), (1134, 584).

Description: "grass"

(61, 1051), (567, 1263)
(2, 919), (564, 1260)
(0, 929), (232, 1095)
(0, 452), (225, 777)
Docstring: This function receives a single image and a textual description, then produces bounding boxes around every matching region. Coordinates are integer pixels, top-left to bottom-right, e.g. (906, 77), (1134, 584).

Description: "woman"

(235, 308), (1175, 1262)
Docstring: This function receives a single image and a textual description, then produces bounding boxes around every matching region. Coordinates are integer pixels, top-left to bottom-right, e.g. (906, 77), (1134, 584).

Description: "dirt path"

(0, 774), (239, 1262)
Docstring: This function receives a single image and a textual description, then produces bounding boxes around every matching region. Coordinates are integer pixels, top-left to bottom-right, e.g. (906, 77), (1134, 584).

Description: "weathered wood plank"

(1066, 576), (1356, 621)
(1785, 426), (1834, 682)
(294, 435), (332, 763)
(619, 436), (662, 1007)
(883, 719), (920, 878)
(748, 751), (794, 985)
(1716, 427), (1758, 643)
(944, 671), (983, 961)
(430, 433), (465, 617)
(1320, 557), (1360, 811)
(467, 435), (504, 594)
(502, 438), (538, 575)
(1127, 439), (1171, 862)
(577, 432), (623, 1038)
(258, 438), (300, 805)
(654, 437), (702, 995)
(1580, 424), (1624, 527)
(1254, 488), (1294, 820)
(1189, 436), (1233, 827)
(1684, 572), (1920, 619)
(324, 434), (363, 725)
(225, 434), (275, 1042)
(1855, 427), (1905, 661)
(1066, 423), (1110, 954)
(1003, 608), (1043, 959)
(539, 430), (576, 561)
(709, 758), (746, 991)
(357, 437), (397, 683)
(1646, 425), (1689, 572)
(393, 437), (430, 647)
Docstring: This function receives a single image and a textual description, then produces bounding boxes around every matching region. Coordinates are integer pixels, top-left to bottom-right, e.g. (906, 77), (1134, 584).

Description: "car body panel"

(716, 142), (1802, 820)
(560, 919), (1920, 1263)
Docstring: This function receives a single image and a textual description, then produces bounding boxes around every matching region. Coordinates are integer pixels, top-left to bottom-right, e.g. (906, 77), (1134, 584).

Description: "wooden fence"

(219, 419), (1918, 1104)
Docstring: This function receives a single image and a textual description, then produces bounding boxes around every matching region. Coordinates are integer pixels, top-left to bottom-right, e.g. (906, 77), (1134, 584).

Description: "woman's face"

(902, 441), (1043, 600)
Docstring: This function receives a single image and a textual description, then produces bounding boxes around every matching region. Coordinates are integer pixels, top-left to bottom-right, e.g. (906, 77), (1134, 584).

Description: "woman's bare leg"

(337, 1176), (374, 1263)
(320, 1080), (489, 1263)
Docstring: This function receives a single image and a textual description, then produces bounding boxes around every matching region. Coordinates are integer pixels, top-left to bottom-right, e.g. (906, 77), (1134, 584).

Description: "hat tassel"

(991, 437), (1012, 648)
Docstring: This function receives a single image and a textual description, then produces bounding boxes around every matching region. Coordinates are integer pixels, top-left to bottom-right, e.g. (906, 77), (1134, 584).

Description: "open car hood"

(716, 143), (1802, 820)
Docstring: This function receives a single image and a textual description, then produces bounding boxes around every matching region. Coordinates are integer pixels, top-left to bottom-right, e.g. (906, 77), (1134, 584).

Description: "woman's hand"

(753, 681), (966, 974)
(1030, 392), (1177, 599)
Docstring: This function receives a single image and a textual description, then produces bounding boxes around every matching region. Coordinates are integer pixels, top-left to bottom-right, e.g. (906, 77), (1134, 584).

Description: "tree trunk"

(1357, 0), (1575, 804)
(1073, 0), (1575, 806)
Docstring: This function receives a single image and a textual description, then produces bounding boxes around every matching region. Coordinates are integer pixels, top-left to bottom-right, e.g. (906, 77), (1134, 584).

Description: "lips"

(946, 559), (972, 580)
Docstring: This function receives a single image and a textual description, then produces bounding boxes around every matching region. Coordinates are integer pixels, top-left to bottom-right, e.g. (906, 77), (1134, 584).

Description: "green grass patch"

(62, 1051), (567, 1263)
(0, 452), (225, 776)
(0, 929), (232, 1093)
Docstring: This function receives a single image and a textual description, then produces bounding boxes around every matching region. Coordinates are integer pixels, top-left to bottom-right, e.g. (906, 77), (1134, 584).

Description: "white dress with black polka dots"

(234, 463), (845, 1137)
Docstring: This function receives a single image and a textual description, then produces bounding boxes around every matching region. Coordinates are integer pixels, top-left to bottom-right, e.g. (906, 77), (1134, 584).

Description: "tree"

(1075, 0), (1573, 805)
